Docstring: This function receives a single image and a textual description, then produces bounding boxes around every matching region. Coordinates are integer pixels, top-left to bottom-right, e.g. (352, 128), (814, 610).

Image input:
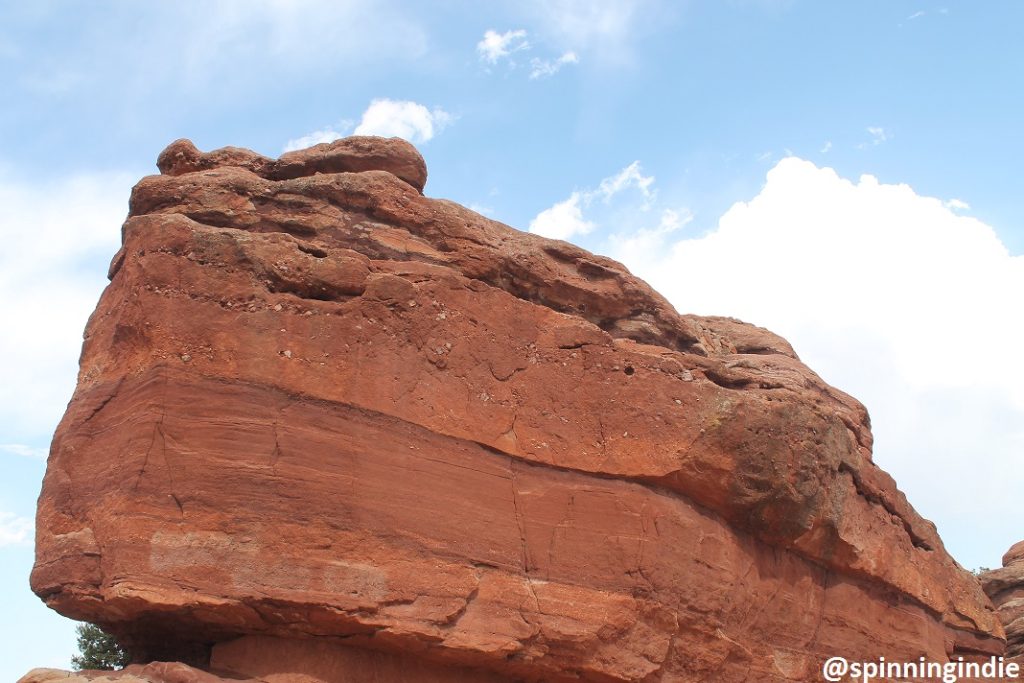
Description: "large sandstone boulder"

(31, 136), (1003, 682)
(981, 541), (1024, 661)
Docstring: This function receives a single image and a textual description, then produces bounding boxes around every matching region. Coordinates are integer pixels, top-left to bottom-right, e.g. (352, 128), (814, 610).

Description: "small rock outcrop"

(981, 541), (1024, 660)
(28, 136), (1003, 682)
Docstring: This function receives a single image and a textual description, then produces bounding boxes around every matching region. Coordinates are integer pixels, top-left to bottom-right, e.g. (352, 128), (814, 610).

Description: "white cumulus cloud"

(529, 192), (594, 241)
(606, 157), (1024, 570)
(477, 29), (530, 64)
(353, 99), (453, 144)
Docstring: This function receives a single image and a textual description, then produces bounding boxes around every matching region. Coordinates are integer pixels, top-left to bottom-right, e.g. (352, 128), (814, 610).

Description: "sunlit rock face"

(30, 136), (1003, 682)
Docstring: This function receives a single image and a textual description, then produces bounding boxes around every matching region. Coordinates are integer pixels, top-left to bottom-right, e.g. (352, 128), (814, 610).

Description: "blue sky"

(2, 1), (1022, 677)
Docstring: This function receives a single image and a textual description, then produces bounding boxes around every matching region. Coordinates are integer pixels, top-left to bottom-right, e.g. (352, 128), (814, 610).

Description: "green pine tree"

(71, 623), (130, 670)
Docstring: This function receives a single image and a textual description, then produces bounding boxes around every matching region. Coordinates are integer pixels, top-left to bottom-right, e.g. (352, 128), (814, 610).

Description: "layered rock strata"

(31, 137), (1003, 682)
(981, 541), (1024, 661)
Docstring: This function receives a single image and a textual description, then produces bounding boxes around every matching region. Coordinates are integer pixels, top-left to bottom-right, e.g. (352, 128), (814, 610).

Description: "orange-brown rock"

(156, 137), (428, 192)
(981, 541), (1024, 661)
(32, 137), (1003, 682)
(18, 642), (512, 683)
(17, 662), (254, 683)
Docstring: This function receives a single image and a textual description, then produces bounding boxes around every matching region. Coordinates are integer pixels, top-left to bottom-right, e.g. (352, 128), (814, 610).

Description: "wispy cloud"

(0, 444), (47, 459)
(820, 140), (832, 153)
(477, 29), (530, 64)
(861, 126), (890, 148)
(529, 161), (655, 240)
(10, 1), (429, 104)
(532, 0), (640, 49)
(907, 10), (926, 20)
(283, 122), (353, 153)
(529, 51), (579, 79)
(467, 203), (495, 217)
(477, 28), (580, 78)
(596, 161), (655, 202)
(527, 0), (665, 65)
(0, 511), (32, 547)
(0, 169), (131, 444)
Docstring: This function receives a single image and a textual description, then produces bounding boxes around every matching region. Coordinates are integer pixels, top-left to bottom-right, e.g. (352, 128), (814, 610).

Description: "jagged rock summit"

(29, 136), (1003, 682)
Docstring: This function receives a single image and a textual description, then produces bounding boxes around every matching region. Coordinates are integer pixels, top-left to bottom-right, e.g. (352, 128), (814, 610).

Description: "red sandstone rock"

(982, 542), (1024, 659)
(156, 136), (428, 193)
(1005, 541), (1024, 568)
(31, 137), (1003, 682)
(19, 644), (514, 683)
(17, 662), (257, 683)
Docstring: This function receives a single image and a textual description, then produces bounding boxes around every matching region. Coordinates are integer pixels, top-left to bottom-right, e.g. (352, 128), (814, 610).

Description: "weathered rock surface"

(156, 137), (428, 193)
(31, 136), (1003, 682)
(17, 662), (255, 683)
(18, 640), (511, 683)
(981, 541), (1024, 660)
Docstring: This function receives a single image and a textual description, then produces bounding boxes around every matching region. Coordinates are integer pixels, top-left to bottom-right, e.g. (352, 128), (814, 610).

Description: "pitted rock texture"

(981, 541), (1024, 660)
(32, 136), (1003, 682)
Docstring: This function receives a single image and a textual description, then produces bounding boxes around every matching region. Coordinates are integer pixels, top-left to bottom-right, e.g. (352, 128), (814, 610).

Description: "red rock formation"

(18, 663), (253, 683)
(981, 541), (1024, 662)
(30, 137), (1003, 682)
